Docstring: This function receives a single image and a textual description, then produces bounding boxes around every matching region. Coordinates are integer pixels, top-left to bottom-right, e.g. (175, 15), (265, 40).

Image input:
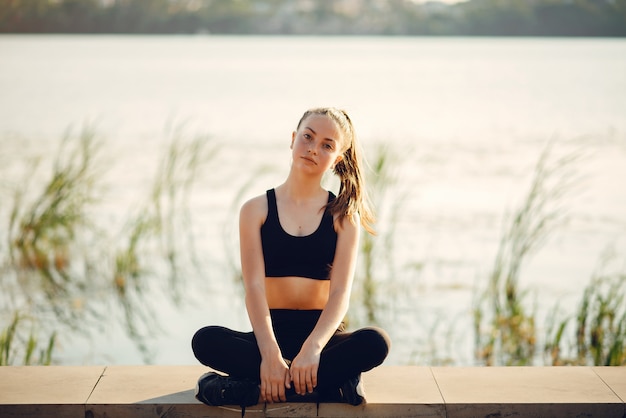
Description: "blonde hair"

(296, 107), (376, 235)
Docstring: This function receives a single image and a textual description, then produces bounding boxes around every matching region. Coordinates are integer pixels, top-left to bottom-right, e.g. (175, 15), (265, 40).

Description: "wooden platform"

(1, 365), (625, 417)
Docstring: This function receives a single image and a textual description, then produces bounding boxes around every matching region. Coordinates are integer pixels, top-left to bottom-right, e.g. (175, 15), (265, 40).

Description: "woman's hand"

(260, 355), (291, 403)
(289, 348), (321, 395)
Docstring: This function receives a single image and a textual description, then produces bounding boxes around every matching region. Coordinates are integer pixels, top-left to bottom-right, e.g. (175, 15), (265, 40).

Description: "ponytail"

(297, 107), (376, 234)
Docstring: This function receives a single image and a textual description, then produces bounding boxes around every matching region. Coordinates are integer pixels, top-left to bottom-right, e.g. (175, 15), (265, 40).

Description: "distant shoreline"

(1, 33), (625, 39)
(2, 0), (625, 37)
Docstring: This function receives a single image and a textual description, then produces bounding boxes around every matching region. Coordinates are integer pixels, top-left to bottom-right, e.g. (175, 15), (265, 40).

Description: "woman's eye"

(303, 134), (312, 140)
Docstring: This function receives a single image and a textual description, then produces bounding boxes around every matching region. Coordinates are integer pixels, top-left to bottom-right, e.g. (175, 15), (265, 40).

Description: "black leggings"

(191, 309), (390, 392)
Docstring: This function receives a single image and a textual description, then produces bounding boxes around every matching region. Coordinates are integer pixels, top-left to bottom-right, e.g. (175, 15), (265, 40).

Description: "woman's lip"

(301, 156), (317, 164)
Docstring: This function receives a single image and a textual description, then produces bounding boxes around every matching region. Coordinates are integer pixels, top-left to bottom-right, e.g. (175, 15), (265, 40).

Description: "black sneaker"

(195, 372), (260, 408)
(339, 374), (366, 406)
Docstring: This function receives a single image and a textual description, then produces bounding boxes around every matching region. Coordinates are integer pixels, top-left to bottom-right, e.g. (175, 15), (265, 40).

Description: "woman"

(192, 107), (390, 413)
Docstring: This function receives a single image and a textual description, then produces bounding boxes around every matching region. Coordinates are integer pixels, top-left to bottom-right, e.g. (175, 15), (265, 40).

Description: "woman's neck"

(279, 174), (325, 202)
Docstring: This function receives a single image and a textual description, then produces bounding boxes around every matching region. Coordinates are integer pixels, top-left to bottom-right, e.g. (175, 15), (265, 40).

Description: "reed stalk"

(357, 143), (407, 324)
(0, 311), (56, 366)
(110, 128), (216, 361)
(1, 126), (104, 364)
(474, 142), (580, 366)
(1, 124), (217, 364)
(545, 252), (626, 366)
(5, 126), (102, 328)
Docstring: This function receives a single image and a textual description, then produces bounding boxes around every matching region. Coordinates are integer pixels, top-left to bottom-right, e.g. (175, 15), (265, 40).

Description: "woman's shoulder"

(334, 210), (360, 233)
(239, 192), (269, 220)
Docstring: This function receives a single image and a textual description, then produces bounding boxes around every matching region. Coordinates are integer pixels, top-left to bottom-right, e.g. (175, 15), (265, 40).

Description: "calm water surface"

(1, 35), (625, 365)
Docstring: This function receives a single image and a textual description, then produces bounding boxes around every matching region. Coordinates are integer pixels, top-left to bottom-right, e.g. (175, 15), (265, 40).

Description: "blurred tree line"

(1, 0), (625, 36)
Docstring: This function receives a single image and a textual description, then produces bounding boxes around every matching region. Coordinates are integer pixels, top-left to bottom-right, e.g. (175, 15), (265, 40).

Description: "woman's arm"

(289, 213), (361, 395)
(239, 196), (291, 403)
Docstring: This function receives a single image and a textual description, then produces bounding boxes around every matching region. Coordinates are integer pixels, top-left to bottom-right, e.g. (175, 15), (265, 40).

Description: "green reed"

(545, 252), (626, 366)
(110, 127), (216, 361)
(0, 312), (55, 366)
(474, 143), (581, 366)
(5, 126), (102, 330)
(357, 143), (406, 324)
(1, 124), (216, 364)
(5, 126), (620, 368)
(358, 144), (394, 323)
(114, 130), (215, 293)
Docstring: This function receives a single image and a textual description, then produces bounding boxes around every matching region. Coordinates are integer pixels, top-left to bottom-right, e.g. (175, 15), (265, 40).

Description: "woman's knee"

(354, 327), (391, 363)
(191, 325), (226, 361)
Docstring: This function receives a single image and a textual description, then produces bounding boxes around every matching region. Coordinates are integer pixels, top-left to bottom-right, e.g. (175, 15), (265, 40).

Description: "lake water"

(1, 35), (625, 366)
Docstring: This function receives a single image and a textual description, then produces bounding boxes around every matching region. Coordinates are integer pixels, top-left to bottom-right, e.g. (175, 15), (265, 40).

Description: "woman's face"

(291, 114), (344, 174)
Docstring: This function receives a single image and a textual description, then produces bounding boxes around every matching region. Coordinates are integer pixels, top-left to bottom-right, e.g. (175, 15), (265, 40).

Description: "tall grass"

(356, 143), (407, 324)
(5, 127), (102, 329)
(0, 312), (55, 366)
(4, 127), (623, 367)
(1, 127), (100, 364)
(108, 127), (216, 361)
(1, 125), (216, 364)
(474, 143), (581, 366)
(545, 252), (626, 366)
(111, 128), (216, 356)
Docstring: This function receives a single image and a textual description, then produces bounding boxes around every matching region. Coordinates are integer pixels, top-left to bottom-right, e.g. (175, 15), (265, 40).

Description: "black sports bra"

(261, 189), (337, 280)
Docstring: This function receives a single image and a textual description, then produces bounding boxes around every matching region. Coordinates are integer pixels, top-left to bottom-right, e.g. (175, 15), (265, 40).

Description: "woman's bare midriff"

(265, 276), (330, 310)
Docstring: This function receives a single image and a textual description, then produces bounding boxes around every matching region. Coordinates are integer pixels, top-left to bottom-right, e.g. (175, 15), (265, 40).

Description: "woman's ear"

(332, 154), (343, 170)
(290, 131), (296, 149)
